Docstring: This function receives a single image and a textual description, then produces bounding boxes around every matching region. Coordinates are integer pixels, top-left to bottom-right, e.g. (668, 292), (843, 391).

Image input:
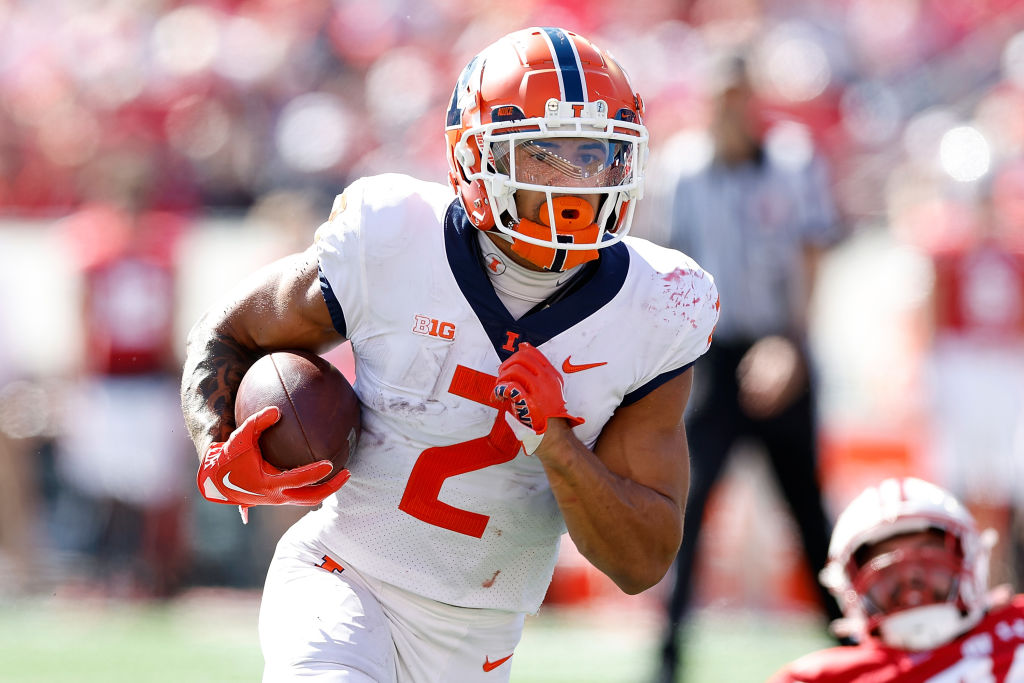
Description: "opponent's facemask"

(444, 26), (649, 272)
(819, 477), (996, 651)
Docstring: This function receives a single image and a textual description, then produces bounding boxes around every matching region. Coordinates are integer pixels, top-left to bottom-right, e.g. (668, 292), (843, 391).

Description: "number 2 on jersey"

(398, 365), (521, 538)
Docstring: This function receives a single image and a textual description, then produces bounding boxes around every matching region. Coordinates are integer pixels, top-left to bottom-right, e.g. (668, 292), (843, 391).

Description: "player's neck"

(477, 231), (581, 319)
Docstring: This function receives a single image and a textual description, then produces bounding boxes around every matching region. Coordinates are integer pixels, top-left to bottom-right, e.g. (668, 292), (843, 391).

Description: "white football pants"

(259, 522), (525, 682)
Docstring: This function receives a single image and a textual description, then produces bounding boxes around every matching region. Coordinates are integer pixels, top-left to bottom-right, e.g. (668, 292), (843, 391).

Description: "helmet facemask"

(850, 531), (970, 650)
(454, 99), (647, 271)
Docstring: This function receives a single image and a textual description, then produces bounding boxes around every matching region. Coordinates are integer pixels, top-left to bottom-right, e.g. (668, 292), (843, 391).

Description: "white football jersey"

(309, 173), (719, 613)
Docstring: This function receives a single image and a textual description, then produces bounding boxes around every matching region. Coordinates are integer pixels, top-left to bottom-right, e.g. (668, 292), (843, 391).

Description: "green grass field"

(0, 591), (833, 682)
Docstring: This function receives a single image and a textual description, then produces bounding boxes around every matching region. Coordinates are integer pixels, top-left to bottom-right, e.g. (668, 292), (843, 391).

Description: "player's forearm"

(180, 314), (263, 459)
(535, 424), (682, 594)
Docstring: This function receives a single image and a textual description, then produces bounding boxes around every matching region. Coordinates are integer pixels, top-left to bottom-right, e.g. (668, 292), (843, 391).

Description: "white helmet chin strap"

(878, 604), (977, 651)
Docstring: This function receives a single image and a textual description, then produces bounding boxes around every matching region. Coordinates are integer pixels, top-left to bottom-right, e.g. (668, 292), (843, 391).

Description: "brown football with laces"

(234, 350), (359, 482)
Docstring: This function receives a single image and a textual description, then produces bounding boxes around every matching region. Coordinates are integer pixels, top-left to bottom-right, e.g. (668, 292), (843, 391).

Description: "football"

(234, 350), (359, 482)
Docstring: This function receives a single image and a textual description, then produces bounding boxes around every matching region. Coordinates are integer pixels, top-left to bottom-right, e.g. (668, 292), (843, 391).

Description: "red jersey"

(932, 244), (1024, 343)
(70, 206), (185, 376)
(769, 596), (1024, 682)
(83, 254), (176, 375)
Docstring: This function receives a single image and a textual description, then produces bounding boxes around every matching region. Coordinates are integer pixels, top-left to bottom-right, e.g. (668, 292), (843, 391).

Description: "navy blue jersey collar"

(443, 200), (629, 361)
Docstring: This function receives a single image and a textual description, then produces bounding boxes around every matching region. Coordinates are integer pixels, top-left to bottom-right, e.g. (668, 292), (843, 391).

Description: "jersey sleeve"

(313, 174), (453, 341)
(650, 253), (719, 373)
(314, 179), (370, 339)
(674, 266), (719, 364)
(765, 666), (803, 683)
(621, 242), (720, 405)
(765, 644), (894, 683)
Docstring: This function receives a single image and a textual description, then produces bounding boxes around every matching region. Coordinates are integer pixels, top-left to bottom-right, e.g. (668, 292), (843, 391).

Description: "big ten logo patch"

(413, 315), (456, 341)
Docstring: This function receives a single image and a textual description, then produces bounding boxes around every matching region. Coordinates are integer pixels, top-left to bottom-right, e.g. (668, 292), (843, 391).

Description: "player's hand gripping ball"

(197, 350), (360, 523)
(494, 343), (584, 454)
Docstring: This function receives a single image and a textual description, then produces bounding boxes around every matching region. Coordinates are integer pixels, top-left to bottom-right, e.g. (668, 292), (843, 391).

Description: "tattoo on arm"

(181, 322), (262, 458)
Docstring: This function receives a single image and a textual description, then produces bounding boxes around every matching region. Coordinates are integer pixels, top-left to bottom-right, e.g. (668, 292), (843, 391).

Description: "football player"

(769, 477), (1024, 683)
(181, 27), (719, 682)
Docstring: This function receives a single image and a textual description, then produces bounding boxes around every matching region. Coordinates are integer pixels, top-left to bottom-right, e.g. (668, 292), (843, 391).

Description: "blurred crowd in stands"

(1, 0), (1021, 220)
(3, 0), (1024, 611)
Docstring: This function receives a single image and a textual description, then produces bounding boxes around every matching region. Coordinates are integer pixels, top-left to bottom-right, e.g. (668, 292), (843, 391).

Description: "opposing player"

(181, 27), (718, 682)
(769, 477), (1024, 683)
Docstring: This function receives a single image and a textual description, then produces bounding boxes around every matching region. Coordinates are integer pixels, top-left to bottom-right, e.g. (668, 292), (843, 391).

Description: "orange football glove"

(197, 406), (350, 524)
(494, 343), (584, 454)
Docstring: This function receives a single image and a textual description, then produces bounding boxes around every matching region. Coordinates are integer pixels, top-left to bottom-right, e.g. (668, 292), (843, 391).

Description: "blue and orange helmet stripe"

(539, 27), (586, 103)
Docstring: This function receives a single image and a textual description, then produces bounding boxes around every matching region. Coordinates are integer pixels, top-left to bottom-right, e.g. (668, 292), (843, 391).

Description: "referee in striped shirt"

(654, 54), (847, 683)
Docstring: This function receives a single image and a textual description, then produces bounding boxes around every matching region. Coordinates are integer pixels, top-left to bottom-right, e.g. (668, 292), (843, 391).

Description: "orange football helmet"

(445, 27), (648, 272)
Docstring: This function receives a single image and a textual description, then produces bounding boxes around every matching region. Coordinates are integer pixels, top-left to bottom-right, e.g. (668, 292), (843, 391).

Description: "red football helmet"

(444, 27), (648, 272)
(820, 477), (996, 651)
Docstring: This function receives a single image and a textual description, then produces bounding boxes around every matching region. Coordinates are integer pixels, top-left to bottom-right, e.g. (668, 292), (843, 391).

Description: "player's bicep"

(593, 368), (693, 508)
(225, 245), (344, 354)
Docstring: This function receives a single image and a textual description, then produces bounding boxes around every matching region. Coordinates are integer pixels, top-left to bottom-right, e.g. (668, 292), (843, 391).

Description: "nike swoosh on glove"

(494, 343), (584, 455)
(197, 406), (350, 523)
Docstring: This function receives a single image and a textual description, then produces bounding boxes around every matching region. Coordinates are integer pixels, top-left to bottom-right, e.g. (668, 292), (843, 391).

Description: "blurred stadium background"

(2, 0), (1024, 680)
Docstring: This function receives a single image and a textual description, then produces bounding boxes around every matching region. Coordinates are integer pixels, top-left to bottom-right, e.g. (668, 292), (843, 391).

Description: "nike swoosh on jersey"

(561, 356), (608, 373)
(482, 654), (513, 672)
(222, 472), (265, 497)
